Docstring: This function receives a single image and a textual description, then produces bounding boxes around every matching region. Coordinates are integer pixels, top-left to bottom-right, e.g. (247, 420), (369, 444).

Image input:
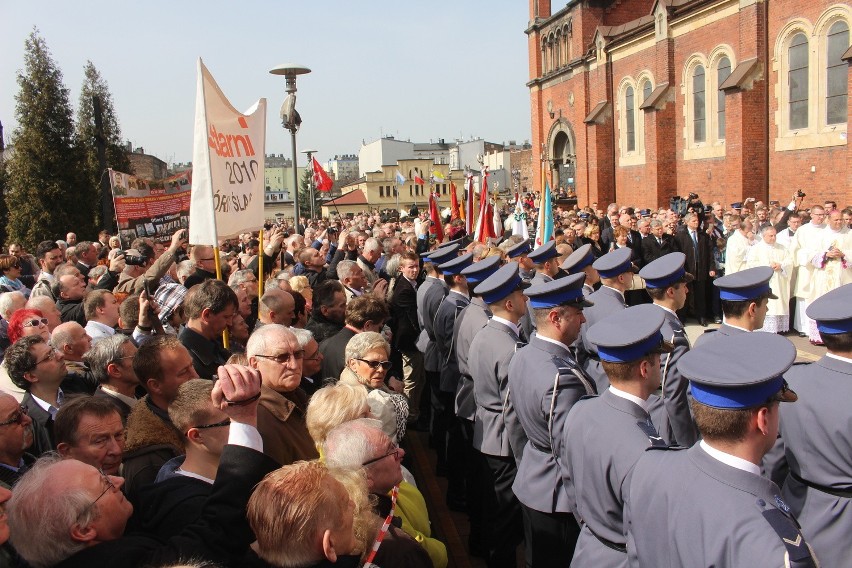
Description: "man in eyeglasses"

(6, 335), (67, 455)
(325, 418), (441, 568)
(131, 379), (229, 539)
(0, 392), (36, 489)
(247, 324), (319, 466)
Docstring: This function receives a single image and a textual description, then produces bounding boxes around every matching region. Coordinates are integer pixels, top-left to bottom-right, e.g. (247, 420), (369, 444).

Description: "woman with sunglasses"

(340, 332), (408, 444)
(0, 255), (30, 299)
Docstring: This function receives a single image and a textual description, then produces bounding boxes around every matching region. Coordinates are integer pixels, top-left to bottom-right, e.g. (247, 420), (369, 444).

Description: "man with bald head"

(256, 288), (295, 329)
(51, 321), (96, 395)
(54, 266), (88, 326)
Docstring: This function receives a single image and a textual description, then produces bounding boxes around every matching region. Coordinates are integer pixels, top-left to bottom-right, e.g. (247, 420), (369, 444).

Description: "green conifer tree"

(6, 30), (96, 249)
(76, 61), (133, 229)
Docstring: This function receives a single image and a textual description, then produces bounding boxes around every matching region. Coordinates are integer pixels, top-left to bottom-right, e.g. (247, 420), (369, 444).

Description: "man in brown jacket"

(247, 324), (318, 466)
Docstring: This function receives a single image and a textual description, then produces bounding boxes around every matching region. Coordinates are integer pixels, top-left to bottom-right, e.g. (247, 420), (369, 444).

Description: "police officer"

(508, 273), (596, 567)
(625, 333), (817, 567)
(638, 252), (698, 447)
(561, 243), (599, 297)
(469, 262), (530, 567)
(415, 243), (459, 474)
(561, 304), (673, 567)
(527, 240), (561, 287)
(576, 247), (634, 392)
(453, 254), (502, 555)
(778, 283), (852, 566)
(434, 251), (474, 510)
(694, 266), (777, 347)
(506, 239), (534, 283)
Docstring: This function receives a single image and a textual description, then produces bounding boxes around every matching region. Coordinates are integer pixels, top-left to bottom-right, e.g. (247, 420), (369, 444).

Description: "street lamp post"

(270, 63), (311, 234)
(301, 148), (318, 221)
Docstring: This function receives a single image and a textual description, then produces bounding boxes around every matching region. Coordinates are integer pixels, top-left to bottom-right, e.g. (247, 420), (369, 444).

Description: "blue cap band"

(719, 283), (771, 301)
(572, 253), (595, 272)
(482, 275), (522, 304)
(644, 266), (686, 289)
(816, 318), (852, 335)
(597, 332), (664, 363)
(598, 262), (632, 279)
(528, 287), (584, 308)
(691, 376), (784, 409)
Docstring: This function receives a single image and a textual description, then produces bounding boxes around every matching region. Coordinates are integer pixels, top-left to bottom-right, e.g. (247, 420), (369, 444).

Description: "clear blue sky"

(0, 0), (532, 167)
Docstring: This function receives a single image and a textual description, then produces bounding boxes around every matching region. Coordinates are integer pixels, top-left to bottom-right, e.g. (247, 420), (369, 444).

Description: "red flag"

(474, 169), (495, 243)
(414, 174), (426, 185)
(429, 192), (444, 242)
(449, 182), (461, 222)
(311, 157), (334, 192)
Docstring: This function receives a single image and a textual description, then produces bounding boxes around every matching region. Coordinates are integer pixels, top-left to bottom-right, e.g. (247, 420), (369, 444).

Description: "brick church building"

(527, 0), (851, 208)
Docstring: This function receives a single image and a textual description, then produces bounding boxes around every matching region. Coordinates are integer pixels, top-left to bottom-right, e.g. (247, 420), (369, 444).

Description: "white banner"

(189, 58), (266, 245)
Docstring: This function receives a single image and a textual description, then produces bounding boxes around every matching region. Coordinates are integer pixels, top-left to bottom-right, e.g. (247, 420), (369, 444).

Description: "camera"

(796, 189), (806, 198)
(116, 250), (148, 266)
(327, 227), (338, 234)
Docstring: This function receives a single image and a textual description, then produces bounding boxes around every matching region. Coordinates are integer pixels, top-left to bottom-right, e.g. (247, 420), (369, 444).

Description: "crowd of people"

(0, 189), (845, 567)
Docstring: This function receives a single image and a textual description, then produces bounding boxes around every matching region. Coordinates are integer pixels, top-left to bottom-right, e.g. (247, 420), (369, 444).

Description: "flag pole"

(258, 228), (264, 297)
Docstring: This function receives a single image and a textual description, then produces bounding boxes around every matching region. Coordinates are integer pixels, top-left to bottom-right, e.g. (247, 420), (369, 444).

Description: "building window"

(379, 186), (384, 198)
(541, 39), (548, 74)
(642, 79), (652, 105)
(717, 57), (731, 139)
(409, 186), (413, 197)
(826, 21), (849, 125)
(693, 65), (706, 143)
(393, 187), (398, 197)
(625, 86), (636, 152)
(789, 33), (809, 130)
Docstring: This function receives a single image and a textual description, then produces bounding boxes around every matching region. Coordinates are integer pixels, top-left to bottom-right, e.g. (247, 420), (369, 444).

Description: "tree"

(298, 167), (323, 220)
(6, 30), (95, 249)
(76, 61), (133, 230)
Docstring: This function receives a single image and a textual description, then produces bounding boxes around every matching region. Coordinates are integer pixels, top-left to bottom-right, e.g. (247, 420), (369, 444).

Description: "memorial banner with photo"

(109, 168), (192, 248)
(189, 58), (266, 246)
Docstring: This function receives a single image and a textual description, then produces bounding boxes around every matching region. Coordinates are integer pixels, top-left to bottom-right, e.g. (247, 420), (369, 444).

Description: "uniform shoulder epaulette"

(790, 361), (810, 366)
(644, 444), (687, 452)
(702, 328), (717, 335)
(578, 394), (598, 402)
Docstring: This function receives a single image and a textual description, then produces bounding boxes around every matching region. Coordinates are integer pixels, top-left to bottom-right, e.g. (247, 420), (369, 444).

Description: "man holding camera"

(115, 230), (187, 295)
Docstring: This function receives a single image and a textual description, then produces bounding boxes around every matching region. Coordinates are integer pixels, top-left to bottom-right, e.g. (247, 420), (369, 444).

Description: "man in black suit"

(74, 241), (98, 279)
(6, 335), (67, 455)
(641, 220), (676, 265)
(318, 295), (389, 382)
(6, 363), (278, 568)
(674, 212), (715, 326)
(389, 251), (425, 425)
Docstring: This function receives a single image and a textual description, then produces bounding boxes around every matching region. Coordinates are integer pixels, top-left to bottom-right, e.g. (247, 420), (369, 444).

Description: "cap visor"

(683, 272), (695, 284)
(779, 386), (798, 403)
(768, 288), (779, 300)
(652, 340), (675, 355)
(577, 298), (594, 308)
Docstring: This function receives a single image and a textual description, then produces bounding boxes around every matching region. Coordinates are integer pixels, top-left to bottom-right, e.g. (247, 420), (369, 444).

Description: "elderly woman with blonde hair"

(339, 332), (408, 444)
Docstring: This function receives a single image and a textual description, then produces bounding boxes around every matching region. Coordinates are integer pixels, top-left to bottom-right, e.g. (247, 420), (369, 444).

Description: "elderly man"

(337, 260), (369, 301)
(248, 461), (362, 568)
(228, 268), (259, 328)
(247, 324), (319, 465)
(178, 280), (237, 380)
(509, 274), (596, 567)
(7, 364), (277, 568)
(625, 333), (814, 566)
(51, 321), (96, 395)
(305, 280), (347, 343)
(256, 288), (295, 328)
(65, 232), (78, 247)
(87, 334), (140, 422)
(54, 266), (88, 326)
(358, 237), (383, 286)
(291, 327), (324, 398)
(6, 335), (67, 455)
(83, 289), (119, 344)
(0, 392), (36, 489)
(123, 336), (199, 498)
(325, 418), (443, 568)
(26, 295), (62, 331)
(55, 396), (125, 475)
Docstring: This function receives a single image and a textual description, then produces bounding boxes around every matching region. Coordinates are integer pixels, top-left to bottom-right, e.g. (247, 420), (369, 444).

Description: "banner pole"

(213, 246), (230, 349)
(258, 228), (265, 298)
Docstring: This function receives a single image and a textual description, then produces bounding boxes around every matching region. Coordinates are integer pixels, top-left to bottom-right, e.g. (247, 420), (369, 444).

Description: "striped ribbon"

(362, 484), (400, 568)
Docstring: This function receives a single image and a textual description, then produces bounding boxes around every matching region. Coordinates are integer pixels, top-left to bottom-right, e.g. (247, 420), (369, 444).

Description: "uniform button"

(757, 499), (766, 507)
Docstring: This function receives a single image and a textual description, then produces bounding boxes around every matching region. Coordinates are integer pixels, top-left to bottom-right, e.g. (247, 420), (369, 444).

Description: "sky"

(0, 0), (532, 168)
